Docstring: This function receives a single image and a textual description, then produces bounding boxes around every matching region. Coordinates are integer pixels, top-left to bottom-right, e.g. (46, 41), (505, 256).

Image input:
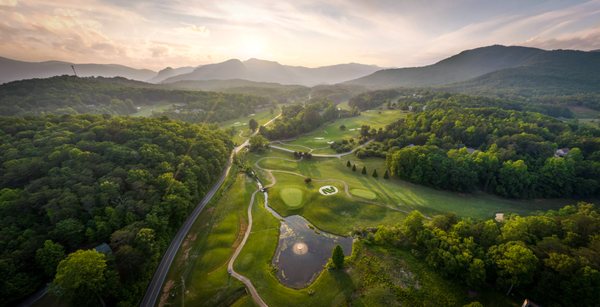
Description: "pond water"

(272, 215), (353, 288)
(255, 179), (353, 288)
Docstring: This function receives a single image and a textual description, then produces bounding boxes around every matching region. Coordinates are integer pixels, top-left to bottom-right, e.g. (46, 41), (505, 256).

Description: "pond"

(272, 215), (353, 288)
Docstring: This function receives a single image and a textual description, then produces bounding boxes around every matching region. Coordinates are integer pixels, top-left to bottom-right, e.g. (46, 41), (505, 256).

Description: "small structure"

(466, 147), (476, 154)
(95, 243), (113, 255)
(555, 148), (570, 157)
(495, 213), (505, 223)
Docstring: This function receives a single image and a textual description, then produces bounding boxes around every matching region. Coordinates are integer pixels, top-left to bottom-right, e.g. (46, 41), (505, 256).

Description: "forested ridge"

(361, 203), (600, 306)
(344, 94), (600, 198)
(0, 115), (232, 305)
(0, 76), (272, 122)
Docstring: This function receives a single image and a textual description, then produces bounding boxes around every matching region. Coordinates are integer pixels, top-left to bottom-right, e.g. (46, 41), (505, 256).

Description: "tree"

(51, 249), (108, 305)
(383, 169), (390, 179)
(36, 240), (65, 277)
(361, 166), (367, 175)
(249, 118), (258, 131)
(304, 177), (312, 184)
(489, 241), (538, 295)
(331, 245), (344, 269)
(339, 124), (346, 131)
(249, 135), (269, 152)
(352, 164), (357, 172)
(346, 161), (351, 168)
(372, 169), (378, 178)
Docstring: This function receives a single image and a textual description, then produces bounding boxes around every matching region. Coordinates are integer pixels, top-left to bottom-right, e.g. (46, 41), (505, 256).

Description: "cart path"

(227, 189), (268, 307)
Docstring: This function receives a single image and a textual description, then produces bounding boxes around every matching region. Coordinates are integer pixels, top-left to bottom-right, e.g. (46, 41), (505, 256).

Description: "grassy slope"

(277, 109), (407, 154)
(253, 150), (569, 221)
(162, 173), (256, 306)
(220, 107), (280, 144)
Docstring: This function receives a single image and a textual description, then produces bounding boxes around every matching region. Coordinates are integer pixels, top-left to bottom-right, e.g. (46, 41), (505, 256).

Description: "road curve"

(269, 139), (373, 158)
(141, 113), (280, 307)
(227, 189), (268, 307)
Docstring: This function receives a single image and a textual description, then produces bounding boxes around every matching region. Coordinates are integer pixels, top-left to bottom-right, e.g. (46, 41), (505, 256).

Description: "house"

(95, 243), (113, 255)
(555, 148), (570, 157)
(495, 213), (505, 222)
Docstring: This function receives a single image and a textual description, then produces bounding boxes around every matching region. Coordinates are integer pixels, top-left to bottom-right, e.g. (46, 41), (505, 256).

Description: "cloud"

(1, 0), (599, 69)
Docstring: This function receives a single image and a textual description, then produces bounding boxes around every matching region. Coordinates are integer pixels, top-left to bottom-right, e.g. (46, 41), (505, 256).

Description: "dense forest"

(0, 76), (272, 122)
(344, 94), (600, 198)
(359, 203), (600, 306)
(378, 102), (600, 198)
(0, 115), (232, 306)
(260, 99), (359, 140)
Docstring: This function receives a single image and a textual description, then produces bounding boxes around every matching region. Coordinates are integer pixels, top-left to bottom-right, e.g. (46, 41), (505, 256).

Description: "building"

(555, 148), (570, 157)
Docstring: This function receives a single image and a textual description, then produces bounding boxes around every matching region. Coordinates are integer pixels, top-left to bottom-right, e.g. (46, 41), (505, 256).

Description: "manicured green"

(350, 189), (377, 200)
(252, 149), (570, 220)
(221, 107), (280, 144)
(280, 187), (304, 208)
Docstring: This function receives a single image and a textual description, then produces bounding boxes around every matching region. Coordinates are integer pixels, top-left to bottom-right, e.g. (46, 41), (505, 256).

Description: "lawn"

(130, 102), (174, 117)
(265, 172), (406, 235)
(275, 109), (407, 154)
(252, 149), (571, 221)
(220, 107), (280, 144)
(161, 173), (257, 307)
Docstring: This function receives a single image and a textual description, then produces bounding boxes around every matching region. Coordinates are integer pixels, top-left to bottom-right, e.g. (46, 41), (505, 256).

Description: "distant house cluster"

(554, 148), (570, 157)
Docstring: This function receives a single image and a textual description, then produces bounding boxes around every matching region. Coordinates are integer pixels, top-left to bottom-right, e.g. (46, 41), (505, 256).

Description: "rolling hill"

(162, 58), (381, 86)
(344, 45), (548, 88)
(0, 56), (157, 84)
(442, 49), (600, 97)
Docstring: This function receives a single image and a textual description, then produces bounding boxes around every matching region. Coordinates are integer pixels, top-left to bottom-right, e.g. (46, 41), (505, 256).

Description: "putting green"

(351, 189), (377, 200)
(280, 187), (304, 208)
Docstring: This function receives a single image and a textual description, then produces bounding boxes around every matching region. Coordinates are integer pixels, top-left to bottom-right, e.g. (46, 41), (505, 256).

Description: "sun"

(239, 36), (267, 59)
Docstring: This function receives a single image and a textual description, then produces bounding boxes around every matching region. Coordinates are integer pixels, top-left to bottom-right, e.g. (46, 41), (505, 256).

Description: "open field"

(220, 107), (280, 144)
(275, 109), (408, 154)
(251, 149), (572, 222)
(131, 102), (174, 117)
(161, 173), (256, 306)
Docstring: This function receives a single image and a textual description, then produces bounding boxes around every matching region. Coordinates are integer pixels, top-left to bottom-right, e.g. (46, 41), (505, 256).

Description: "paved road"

(269, 139), (373, 158)
(226, 189), (268, 307)
(141, 113), (280, 307)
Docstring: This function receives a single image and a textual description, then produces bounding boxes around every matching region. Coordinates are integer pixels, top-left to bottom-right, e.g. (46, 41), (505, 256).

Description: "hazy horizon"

(1, 0), (600, 70)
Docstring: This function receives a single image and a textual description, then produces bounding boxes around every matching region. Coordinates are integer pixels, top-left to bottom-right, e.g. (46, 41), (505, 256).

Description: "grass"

(276, 109), (407, 154)
(264, 171), (406, 235)
(220, 107), (280, 144)
(161, 172), (257, 306)
(130, 102), (174, 117)
(280, 187), (304, 208)
(351, 188), (377, 200)
(253, 149), (571, 221)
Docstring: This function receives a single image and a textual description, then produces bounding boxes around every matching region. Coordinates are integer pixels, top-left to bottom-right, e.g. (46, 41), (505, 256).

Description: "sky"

(1, 0), (599, 71)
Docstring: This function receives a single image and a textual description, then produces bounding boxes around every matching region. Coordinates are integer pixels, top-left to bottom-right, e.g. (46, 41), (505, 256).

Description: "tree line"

(356, 203), (600, 306)
(0, 115), (232, 305)
(371, 99), (600, 198)
(0, 76), (273, 123)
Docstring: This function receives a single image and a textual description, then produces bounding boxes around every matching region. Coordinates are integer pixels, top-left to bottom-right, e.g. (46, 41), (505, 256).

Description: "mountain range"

(0, 57), (381, 86)
(344, 45), (600, 95)
(2, 45), (599, 96)
(0, 57), (156, 84)
(160, 58), (381, 86)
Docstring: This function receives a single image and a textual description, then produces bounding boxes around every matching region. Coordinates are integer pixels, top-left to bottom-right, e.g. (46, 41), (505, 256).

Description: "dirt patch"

(231, 218), (248, 250)
(158, 279), (175, 307)
(180, 233), (198, 264)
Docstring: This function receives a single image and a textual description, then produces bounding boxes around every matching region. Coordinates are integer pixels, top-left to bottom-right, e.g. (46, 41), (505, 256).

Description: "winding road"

(227, 189), (268, 307)
(141, 113), (280, 307)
